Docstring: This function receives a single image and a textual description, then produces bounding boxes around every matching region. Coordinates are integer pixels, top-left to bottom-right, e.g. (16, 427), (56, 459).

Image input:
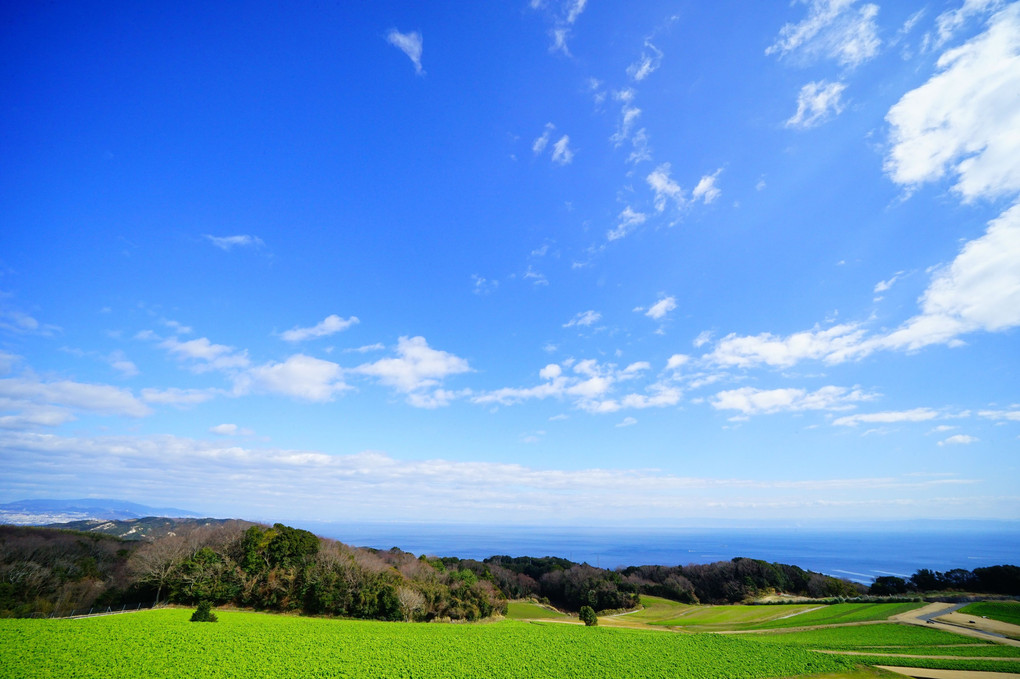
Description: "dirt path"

(875, 666), (1020, 679)
(816, 650), (1018, 661)
(892, 604), (1020, 648)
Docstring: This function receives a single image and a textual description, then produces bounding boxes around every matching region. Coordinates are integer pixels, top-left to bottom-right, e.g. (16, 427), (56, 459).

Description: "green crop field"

(959, 600), (1020, 626)
(505, 600), (571, 620)
(749, 623), (993, 648)
(648, 602), (923, 631)
(0, 608), (858, 679)
(746, 622), (1020, 673)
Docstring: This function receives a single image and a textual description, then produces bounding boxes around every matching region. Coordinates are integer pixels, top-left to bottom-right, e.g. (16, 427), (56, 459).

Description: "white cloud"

(237, 354), (348, 402)
(692, 169), (723, 204)
(617, 416), (638, 427)
(647, 163), (686, 212)
(666, 354), (690, 371)
(280, 314), (359, 342)
(565, 0), (587, 24)
(938, 434), (979, 446)
(874, 272), (904, 294)
(928, 0), (1004, 49)
(833, 408), (939, 427)
(885, 4), (1020, 202)
(6, 430), (993, 522)
(345, 343), (386, 354)
(693, 331), (713, 348)
(711, 385), (871, 416)
(386, 29), (424, 75)
(532, 123), (554, 154)
(766, 0), (881, 68)
(159, 336), (251, 373)
(204, 234), (264, 251)
(786, 80), (847, 128)
(0, 308), (60, 337)
(107, 351), (139, 378)
(610, 90), (642, 147)
(563, 310), (601, 328)
(474, 359), (681, 415)
(209, 423), (253, 436)
(644, 296), (677, 320)
(706, 323), (867, 368)
(979, 409), (1020, 421)
(608, 206), (647, 241)
(140, 387), (219, 407)
(551, 135), (574, 165)
(874, 203), (1020, 351)
(0, 375), (152, 422)
(627, 128), (652, 165)
(355, 336), (470, 396)
(627, 41), (664, 81)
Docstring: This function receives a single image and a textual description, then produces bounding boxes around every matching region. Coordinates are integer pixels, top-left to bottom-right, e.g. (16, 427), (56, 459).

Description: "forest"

(1, 521), (1017, 621)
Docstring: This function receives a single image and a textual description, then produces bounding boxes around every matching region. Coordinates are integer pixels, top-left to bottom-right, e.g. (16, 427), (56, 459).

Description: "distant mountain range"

(0, 498), (202, 526)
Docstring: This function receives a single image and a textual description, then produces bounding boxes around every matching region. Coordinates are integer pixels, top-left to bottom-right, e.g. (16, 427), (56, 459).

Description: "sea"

(292, 520), (1020, 585)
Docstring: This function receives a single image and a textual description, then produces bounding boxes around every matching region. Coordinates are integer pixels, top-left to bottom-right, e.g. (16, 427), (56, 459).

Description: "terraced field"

(959, 600), (1020, 626)
(632, 600), (925, 631)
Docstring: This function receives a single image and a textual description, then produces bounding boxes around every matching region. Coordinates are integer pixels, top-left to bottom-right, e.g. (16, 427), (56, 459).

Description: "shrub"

(190, 600), (218, 622)
(579, 605), (597, 626)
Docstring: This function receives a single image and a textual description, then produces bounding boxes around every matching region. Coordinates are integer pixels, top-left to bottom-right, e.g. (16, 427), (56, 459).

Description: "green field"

(0, 608), (857, 679)
(505, 600), (571, 620)
(959, 600), (1020, 626)
(645, 602), (924, 631)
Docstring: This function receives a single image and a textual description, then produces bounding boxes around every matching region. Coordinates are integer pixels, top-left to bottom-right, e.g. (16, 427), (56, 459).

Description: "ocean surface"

(294, 521), (1020, 584)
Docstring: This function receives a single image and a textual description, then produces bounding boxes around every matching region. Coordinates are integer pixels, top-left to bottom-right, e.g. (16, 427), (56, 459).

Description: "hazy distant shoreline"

(295, 520), (1020, 584)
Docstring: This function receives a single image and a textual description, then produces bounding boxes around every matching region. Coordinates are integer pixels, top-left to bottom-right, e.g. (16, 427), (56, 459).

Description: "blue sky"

(2, 0), (1018, 526)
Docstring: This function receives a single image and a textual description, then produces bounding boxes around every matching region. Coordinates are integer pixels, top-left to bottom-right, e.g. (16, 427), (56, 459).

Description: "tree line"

(2, 522), (1017, 621)
(870, 566), (1020, 596)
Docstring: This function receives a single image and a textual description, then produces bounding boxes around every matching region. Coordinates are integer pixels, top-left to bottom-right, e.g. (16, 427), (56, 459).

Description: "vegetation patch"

(0, 608), (858, 679)
(959, 600), (1020, 626)
(505, 600), (570, 620)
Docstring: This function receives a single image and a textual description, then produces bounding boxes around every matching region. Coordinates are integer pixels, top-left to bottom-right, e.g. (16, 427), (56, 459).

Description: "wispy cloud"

(607, 206), (647, 241)
(643, 296), (677, 320)
(563, 310), (601, 328)
(627, 40), (664, 81)
(647, 163), (686, 212)
(386, 29), (424, 75)
(551, 135), (574, 165)
(833, 408), (939, 427)
(786, 80), (847, 128)
(204, 234), (265, 251)
(280, 314), (359, 342)
(711, 385), (872, 417)
(4, 430), (989, 522)
(938, 433), (979, 446)
(766, 0), (881, 68)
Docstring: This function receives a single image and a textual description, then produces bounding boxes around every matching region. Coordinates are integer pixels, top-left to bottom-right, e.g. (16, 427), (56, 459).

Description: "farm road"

(892, 604), (1020, 648)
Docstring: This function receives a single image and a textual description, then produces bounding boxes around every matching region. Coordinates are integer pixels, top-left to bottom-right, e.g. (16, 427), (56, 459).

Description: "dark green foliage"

(579, 605), (597, 626)
(190, 600), (217, 622)
(909, 564), (1020, 594)
(870, 575), (909, 595)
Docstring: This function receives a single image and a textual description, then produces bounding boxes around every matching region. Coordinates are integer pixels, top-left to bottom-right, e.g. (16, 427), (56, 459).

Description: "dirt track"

(891, 604), (1020, 648)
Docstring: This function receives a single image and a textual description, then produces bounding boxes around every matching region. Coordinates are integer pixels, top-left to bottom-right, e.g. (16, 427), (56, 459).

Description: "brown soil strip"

(875, 666), (1020, 679)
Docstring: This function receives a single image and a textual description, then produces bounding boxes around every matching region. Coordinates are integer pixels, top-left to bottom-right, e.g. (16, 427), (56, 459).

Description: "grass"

(646, 602), (924, 631)
(0, 608), (860, 679)
(959, 600), (1020, 626)
(505, 600), (571, 620)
